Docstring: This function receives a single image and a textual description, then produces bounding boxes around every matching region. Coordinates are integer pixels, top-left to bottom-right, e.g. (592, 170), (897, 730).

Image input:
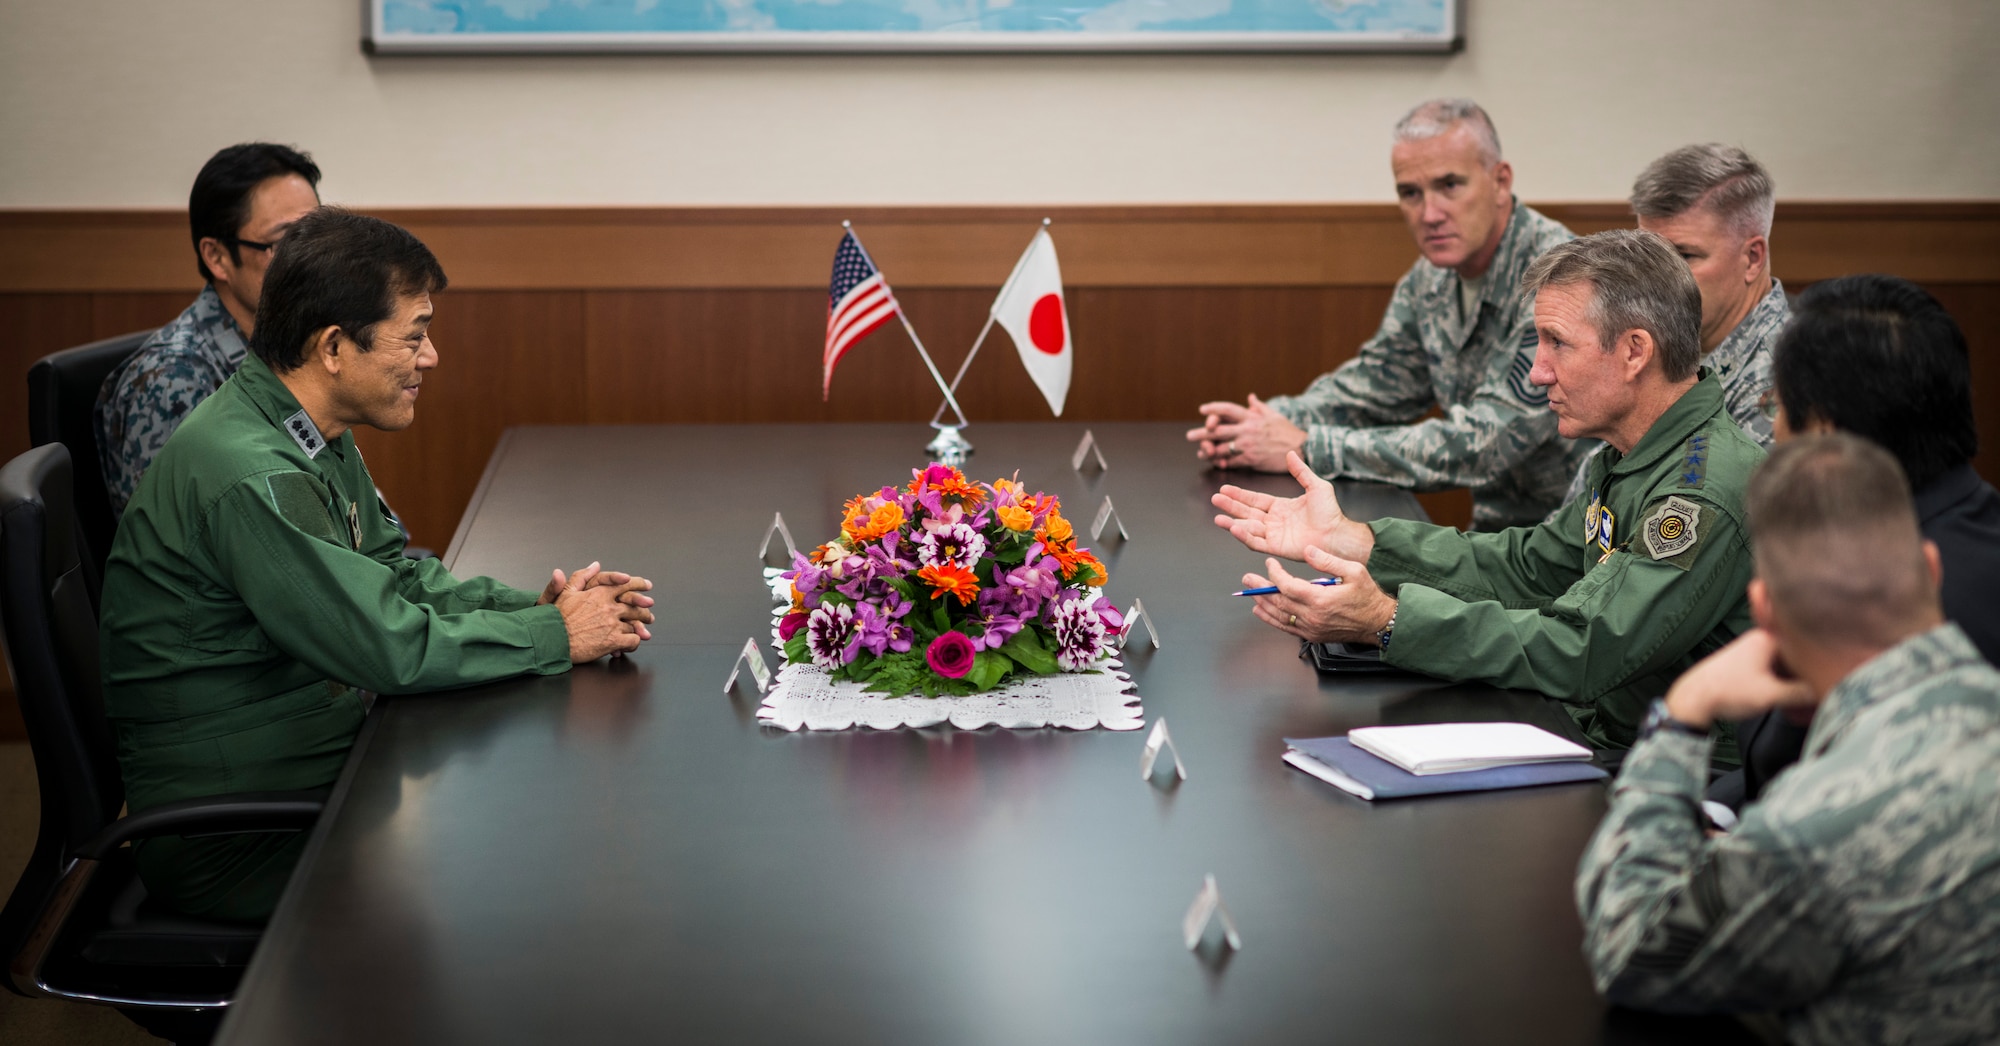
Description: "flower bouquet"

(778, 464), (1125, 698)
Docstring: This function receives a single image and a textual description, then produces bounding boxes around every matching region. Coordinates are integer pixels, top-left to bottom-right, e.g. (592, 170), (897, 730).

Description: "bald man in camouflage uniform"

(1577, 435), (2000, 1043)
(1191, 99), (1582, 530)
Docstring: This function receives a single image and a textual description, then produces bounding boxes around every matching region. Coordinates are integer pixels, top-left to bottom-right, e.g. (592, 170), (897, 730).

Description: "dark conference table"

(217, 422), (1751, 1045)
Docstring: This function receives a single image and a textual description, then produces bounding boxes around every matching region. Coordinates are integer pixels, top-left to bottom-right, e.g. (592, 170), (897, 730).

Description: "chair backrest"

(27, 330), (154, 605)
(0, 444), (123, 969)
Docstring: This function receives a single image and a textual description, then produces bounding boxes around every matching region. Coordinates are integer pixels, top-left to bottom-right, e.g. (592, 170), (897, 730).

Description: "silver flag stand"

(924, 422), (974, 467)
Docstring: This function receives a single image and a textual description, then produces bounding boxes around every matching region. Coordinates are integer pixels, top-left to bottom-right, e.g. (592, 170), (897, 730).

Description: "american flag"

(823, 230), (899, 400)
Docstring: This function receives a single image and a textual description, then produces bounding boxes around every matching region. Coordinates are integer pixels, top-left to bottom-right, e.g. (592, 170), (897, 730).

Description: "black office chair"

(0, 443), (324, 1035)
(27, 329), (153, 607)
(29, 329), (437, 573)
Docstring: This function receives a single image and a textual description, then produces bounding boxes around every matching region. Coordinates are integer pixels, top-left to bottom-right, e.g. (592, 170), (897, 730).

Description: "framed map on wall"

(365, 0), (1462, 54)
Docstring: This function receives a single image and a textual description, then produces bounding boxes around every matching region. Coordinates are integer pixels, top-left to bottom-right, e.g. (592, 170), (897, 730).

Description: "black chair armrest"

(76, 790), (329, 860)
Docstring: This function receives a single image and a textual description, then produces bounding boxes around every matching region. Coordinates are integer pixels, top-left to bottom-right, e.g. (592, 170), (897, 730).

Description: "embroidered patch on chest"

(1640, 495), (1703, 566)
(1583, 493), (1616, 555)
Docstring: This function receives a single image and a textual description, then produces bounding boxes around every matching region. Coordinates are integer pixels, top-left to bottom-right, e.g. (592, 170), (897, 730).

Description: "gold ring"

(1288, 613), (1298, 626)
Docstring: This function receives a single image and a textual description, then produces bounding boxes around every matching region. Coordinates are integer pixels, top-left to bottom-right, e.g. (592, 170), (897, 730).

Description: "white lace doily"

(756, 572), (1143, 732)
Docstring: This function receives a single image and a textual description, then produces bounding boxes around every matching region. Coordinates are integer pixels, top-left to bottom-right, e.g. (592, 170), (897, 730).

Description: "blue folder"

(1282, 736), (1609, 801)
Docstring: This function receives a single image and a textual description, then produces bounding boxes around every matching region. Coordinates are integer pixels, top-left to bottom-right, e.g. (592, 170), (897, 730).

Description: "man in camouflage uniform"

(1215, 231), (1763, 759)
(1550, 145), (1791, 515)
(96, 143), (322, 515)
(1576, 434), (2000, 1042)
(1188, 98), (1582, 530)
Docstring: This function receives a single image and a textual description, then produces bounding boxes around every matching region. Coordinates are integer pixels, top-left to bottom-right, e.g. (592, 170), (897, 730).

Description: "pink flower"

(777, 610), (809, 642)
(926, 631), (977, 679)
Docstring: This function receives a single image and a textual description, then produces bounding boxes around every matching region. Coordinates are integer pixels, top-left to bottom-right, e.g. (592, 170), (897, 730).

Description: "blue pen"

(1231, 577), (1342, 597)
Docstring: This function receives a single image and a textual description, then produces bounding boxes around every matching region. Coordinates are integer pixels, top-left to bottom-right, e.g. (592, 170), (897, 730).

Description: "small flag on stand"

(990, 229), (1072, 416)
(824, 230), (899, 400)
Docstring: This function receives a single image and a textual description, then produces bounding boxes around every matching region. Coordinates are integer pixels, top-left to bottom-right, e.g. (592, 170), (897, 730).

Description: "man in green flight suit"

(1212, 229), (1764, 761)
(100, 208), (656, 922)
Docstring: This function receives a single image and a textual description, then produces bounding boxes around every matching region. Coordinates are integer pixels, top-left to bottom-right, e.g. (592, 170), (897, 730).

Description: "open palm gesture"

(1211, 452), (1350, 561)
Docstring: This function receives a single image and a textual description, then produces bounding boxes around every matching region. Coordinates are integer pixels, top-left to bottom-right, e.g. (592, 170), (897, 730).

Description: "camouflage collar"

(1703, 279), (1787, 384)
(1606, 372), (1726, 477)
(1806, 623), (1985, 759)
(193, 284), (250, 369)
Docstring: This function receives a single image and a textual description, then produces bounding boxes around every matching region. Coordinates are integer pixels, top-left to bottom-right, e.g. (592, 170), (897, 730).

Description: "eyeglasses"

(226, 234), (280, 253)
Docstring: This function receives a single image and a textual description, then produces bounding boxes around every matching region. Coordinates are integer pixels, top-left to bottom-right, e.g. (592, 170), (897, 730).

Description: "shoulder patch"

(1508, 338), (1548, 406)
(1678, 434), (1709, 489)
(1640, 495), (1703, 567)
(267, 472), (339, 544)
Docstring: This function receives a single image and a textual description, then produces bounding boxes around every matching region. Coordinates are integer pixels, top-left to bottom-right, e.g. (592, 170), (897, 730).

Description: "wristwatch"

(1638, 697), (1710, 741)
(1375, 603), (1397, 653)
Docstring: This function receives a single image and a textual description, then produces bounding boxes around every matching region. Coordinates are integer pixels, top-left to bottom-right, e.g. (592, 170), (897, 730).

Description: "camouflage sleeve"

(1313, 303), (1560, 491)
(93, 346), (227, 515)
(1575, 731), (1843, 1012)
(1724, 355), (1777, 448)
(1265, 269), (1435, 468)
(1369, 494), (1753, 708)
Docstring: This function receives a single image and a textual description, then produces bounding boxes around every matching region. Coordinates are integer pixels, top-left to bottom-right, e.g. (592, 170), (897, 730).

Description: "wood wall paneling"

(4, 203), (1997, 549)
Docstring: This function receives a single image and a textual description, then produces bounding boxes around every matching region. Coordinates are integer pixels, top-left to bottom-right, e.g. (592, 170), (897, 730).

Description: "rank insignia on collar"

(283, 409), (326, 459)
(1679, 435), (1709, 489)
(1641, 495), (1702, 565)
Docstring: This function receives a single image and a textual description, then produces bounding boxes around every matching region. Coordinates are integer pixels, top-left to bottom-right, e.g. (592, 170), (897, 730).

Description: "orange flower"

(852, 501), (905, 542)
(995, 505), (1034, 532)
(1041, 534), (1085, 577)
(1036, 510), (1074, 546)
(1074, 551), (1108, 586)
(917, 563), (981, 605)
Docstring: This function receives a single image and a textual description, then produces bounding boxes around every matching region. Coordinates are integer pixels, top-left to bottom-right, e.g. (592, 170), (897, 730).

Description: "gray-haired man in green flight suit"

(100, 208), (656, 922)
(1212, 229), (1765, 762)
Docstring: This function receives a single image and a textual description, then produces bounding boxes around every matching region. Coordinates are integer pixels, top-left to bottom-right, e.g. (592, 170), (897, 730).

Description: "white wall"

(2, 0), (1996, 207)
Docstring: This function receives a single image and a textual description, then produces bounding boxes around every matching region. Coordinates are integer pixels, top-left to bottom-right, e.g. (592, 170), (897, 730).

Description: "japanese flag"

(991, 229), (1071, 417)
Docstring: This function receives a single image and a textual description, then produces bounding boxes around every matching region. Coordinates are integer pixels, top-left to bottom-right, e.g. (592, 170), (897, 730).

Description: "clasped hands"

(1187, 394), (1308, 472)
(1212, 452), (1396, 644)
(538, 561), (656, 662)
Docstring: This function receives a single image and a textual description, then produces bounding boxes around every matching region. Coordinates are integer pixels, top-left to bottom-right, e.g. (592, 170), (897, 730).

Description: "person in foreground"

(1214, 230), (1763, 757)
(99, 208), (655, 922)
(1708, 273), (2000, 817)
(1186, 98), (1581, 530)
(1576, 434), (2000, 1043)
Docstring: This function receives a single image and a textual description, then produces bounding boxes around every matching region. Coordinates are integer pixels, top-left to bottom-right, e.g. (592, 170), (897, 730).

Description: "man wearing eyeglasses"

(96, 142), (323, 515)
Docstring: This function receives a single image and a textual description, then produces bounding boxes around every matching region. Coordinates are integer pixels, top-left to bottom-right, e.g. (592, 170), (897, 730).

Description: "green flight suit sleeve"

(1266, 269), (1435, 445)
(354, 492), (541, 615)
(1364, 493), (1752, 706)
(1364, 494), (1587, 608)
(1574, 731), (1842, 1011)
(208, 470), (571, 695)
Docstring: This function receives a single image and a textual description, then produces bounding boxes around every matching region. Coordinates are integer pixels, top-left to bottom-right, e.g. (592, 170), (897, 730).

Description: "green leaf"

(783, 630), (810, 664)
(999, 629), (1058, 675)
(964, 649), (1012, 691)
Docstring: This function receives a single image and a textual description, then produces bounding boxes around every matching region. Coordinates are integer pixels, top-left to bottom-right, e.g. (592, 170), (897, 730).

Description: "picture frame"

(364, 0), (1463, 55)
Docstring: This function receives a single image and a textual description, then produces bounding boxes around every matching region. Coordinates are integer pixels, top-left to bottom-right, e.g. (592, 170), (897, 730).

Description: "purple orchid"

(968, 591), (1027, 651)
(991, 555), (1061, 616)
(785, 552), (831, 609)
